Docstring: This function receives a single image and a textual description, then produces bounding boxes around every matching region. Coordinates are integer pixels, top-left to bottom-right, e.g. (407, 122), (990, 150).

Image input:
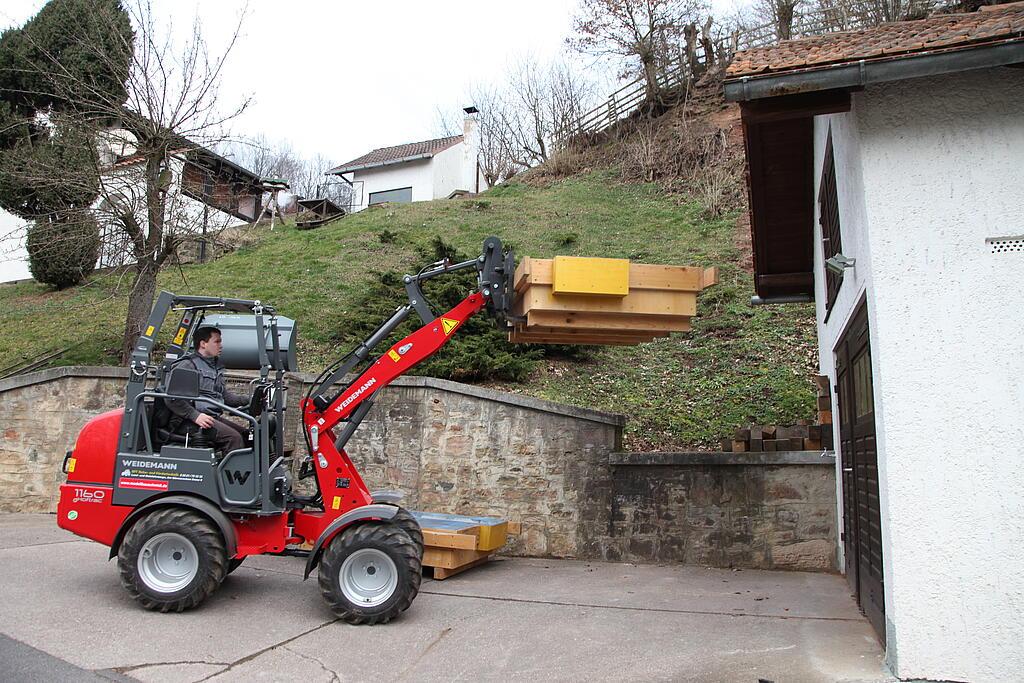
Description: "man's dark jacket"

(165, 353), (248, 426)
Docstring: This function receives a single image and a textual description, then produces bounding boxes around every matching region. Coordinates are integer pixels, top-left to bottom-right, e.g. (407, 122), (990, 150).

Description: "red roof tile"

(329, 135), (463, 174)
(726, 2), (1024, 79)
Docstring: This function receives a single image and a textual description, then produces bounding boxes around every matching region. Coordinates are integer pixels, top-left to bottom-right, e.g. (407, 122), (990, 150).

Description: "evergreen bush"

(26, 211), (100, 289)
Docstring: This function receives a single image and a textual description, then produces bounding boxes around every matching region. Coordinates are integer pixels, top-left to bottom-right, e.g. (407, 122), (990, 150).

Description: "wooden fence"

(554, 8), (876, 147)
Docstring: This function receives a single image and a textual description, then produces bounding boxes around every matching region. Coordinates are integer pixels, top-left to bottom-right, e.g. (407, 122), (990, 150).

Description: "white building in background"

(328, 107), (487, 212)
(0, 209), (31, 283)
(0, 129), (264, 284)
(726, 4), (1024, 682)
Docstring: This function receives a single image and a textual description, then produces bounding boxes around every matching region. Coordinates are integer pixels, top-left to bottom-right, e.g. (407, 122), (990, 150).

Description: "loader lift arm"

(297, 237), (514, 505)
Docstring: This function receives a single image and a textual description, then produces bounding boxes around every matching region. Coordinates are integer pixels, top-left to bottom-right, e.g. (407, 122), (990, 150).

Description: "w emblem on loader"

(224, 470), (251, 485)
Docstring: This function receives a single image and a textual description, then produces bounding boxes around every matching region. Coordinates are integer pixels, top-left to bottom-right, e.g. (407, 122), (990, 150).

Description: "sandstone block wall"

(593, 452), (837, 571)
(0, 368), (836, 571)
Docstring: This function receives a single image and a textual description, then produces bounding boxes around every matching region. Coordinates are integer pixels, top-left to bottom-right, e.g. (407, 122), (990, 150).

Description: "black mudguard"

(303, 503), (398, 579)
(108, 494), (238, 560)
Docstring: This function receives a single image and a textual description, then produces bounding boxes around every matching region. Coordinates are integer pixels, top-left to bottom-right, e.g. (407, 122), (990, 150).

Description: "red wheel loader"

(57, 237), (516, 623)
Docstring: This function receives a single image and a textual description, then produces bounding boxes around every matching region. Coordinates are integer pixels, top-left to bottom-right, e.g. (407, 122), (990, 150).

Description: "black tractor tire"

(318, 522), (421, 625)
(117, 508), (227, 612)
(390, 507), (424, 559)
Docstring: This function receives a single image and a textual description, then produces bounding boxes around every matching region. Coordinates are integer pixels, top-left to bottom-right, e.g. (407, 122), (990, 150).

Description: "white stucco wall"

(0, 209), (31, 283)
(351, 158), (435, 212)
(813, 67), (1024, 682)
(431, 144), (466, 198)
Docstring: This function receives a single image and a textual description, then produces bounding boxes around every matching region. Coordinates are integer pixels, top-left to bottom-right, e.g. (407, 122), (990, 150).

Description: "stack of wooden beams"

(411, 511), (520, 580)
(814, 374), (833, 426)
(723, 422), (834, 452)
(510, 255), (718, 345)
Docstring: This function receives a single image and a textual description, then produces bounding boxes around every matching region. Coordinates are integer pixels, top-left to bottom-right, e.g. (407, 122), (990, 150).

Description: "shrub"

(337, 237), (545, 383)
(26, 210), (100, 288)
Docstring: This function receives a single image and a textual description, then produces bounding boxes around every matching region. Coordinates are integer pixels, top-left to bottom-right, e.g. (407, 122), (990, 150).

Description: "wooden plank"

(518, 325), (670, 340)
(526, 310), (692, 333)
(432, 556), (493, 580)
(422, 529), (479, 551)
(509, 331), (658, 346)
(734, 427), (751, 441)
(515, 259), (709, 293)
(749, 438), (764, 452)
(731, 440), (748, 453)
(818, 410), (832, 424)
(701, 267), (719, 289)
(506, 521), (521, 535)
(422, 546), (492, 570)
(513, 286), (697, 318)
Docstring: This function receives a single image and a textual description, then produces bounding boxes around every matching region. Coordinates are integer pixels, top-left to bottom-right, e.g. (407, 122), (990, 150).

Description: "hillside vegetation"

(0, 103), (818, 450)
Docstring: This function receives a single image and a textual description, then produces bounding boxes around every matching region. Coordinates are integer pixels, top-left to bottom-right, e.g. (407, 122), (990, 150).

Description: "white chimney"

(462, 106), (480, 194)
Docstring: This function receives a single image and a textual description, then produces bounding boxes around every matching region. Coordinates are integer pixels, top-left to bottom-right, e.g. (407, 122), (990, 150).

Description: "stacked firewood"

(721, 376), (836, 452)
(722, 423), (834, 453)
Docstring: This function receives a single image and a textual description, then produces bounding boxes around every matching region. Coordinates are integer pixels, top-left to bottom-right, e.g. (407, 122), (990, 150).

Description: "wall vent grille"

(986, 235), (1024, 253)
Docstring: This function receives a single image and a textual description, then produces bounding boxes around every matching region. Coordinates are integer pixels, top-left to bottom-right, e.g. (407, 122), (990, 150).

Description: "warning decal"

(388, 349), (401, 362)
(332, 496), (341, 510)
(144, 325), (155, 337)
(441, 318), (459, 335)
(173, 327), (188, 345)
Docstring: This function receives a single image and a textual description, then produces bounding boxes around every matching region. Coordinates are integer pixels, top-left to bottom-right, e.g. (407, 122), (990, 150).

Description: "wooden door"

(835, 301), (885, 640)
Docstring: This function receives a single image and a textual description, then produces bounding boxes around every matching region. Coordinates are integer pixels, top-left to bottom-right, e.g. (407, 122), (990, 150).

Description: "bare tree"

(569, 0), (708, 100)
(17, 0), (251, 360)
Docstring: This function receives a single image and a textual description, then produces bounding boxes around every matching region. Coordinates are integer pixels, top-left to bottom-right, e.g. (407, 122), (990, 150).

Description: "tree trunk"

(120, 260), (158, 362)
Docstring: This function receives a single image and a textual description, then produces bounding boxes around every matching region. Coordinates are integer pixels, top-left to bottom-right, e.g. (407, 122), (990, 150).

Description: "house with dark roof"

(328, 108), (487, 212)
(725, 3), (1023, 681)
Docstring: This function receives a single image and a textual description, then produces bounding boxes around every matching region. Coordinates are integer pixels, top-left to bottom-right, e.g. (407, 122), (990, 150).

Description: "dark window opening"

(368, 187), (413, 205)
(819, 127), (843, 317)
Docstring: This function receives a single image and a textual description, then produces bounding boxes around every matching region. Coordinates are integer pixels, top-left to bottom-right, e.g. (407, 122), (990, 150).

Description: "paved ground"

(0, 514), (891, 682)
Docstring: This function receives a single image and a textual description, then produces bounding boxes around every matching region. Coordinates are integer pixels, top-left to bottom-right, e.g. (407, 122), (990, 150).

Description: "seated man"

(165, 326), (250, 453)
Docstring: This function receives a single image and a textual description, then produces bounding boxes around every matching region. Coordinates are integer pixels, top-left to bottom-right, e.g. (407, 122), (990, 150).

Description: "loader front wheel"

(391, 507), (424, 559)
(117, 508), (227, 612)
(318, 522), (421, 625)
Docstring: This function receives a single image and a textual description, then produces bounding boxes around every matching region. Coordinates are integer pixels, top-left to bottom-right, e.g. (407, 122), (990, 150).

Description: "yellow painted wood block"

(552, 256), (629, 297)
(474, 521), (508, 551)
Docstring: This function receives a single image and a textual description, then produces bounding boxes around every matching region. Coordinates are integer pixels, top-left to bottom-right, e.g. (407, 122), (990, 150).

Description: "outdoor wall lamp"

(825, 253), (857, 275)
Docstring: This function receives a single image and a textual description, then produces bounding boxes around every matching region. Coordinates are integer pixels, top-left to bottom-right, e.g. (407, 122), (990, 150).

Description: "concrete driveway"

(0, 514), (890, 682)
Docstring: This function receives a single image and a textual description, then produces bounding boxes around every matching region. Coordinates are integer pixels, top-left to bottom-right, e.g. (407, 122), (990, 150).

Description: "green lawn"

(0, 171), (818, 450)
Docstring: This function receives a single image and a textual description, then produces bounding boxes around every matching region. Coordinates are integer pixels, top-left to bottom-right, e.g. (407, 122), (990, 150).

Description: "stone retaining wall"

(592, 452), (838, 571)
(0, 367), (836, 570)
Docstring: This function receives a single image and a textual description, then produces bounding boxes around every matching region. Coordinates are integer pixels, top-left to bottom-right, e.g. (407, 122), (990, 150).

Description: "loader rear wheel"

(318, 522), (421, 625)
(117, 508), (227, 612)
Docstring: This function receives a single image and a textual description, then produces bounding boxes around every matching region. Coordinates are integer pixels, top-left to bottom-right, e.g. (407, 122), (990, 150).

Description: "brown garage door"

(835, 300), (885, 640)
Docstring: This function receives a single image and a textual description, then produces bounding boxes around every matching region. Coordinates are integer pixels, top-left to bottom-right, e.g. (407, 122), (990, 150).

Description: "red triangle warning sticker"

(441, 317), (459, 335)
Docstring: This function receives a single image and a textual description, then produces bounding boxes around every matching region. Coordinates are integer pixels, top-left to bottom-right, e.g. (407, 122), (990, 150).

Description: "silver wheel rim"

(339, 548), (398, 607)
(138, 532), (199, 593)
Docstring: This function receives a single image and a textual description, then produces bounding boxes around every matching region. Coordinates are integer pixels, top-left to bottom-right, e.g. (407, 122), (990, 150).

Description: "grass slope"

(0, 171), (817, 449)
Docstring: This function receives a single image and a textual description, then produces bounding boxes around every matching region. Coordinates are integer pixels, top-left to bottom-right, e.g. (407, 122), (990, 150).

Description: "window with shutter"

(819, 127), (843, 317)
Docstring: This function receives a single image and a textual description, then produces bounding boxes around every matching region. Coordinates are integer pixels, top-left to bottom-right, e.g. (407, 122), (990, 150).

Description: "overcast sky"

(2, 0), (742, 165)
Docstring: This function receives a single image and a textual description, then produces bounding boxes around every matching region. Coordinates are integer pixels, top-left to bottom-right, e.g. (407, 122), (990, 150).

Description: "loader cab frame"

(115, 292), (289, 514)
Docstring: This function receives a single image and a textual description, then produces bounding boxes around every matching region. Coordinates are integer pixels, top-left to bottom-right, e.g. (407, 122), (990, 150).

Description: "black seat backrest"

(167, 365), (201, 398)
